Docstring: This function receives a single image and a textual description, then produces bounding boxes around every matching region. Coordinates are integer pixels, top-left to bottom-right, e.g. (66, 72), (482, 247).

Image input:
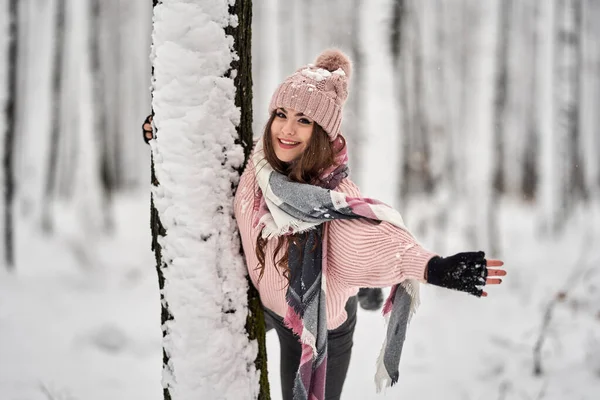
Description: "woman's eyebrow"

(279, 108), (306, 117)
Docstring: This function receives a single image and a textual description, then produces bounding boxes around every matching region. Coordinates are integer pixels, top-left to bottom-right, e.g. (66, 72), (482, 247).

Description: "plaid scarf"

(251, 137), (420, 399)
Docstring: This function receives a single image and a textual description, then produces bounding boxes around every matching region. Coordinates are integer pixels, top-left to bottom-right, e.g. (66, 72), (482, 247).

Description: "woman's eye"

(299, 118), (312, 125)
(276, 112), (286, 119)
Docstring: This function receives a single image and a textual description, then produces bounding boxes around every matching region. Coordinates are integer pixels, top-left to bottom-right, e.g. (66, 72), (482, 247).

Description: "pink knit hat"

(269, 49), (352, 141)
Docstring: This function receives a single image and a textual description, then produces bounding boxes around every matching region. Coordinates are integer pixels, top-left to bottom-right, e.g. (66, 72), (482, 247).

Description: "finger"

(143, 123), (152, 132)
(486, 259), (504, 267)
(486, 278), (502, 285)
(481, 291), (488, 297)
(144, 132), (153, 141)
(487, 269), (507, 277)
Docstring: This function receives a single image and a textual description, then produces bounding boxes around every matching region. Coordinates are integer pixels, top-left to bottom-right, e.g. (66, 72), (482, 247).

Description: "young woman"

(144, 49), (506, 400)
(233, 49), (505, 400)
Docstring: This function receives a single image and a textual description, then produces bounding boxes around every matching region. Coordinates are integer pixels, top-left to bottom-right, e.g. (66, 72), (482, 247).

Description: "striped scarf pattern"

(251, 138), (420, 399)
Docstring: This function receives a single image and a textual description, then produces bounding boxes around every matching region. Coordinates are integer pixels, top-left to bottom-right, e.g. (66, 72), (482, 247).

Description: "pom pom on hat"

(314, 49), (352, 79)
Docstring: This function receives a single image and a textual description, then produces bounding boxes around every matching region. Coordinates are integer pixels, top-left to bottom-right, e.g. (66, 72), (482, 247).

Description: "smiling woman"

(233, 49), (506, 400)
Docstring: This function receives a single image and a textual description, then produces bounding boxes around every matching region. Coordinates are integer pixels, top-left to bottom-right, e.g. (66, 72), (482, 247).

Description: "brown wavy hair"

(254, 111), (343, 284)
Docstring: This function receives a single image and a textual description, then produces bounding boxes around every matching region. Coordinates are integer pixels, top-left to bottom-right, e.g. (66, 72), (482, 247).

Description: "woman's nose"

(282, 120), (294, 135)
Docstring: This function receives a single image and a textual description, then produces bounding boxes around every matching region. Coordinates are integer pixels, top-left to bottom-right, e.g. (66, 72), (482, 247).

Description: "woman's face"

(270, 107), (314, 163)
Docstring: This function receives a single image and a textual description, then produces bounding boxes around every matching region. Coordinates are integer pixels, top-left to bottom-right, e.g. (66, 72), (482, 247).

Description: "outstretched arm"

(327, 179), (506, 297)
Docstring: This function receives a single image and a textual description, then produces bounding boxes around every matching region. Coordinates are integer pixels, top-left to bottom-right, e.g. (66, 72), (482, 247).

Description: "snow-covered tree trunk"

(151, 1), (261, 399)
(225, 2), (270, 397)
(3, 0), (19, 269)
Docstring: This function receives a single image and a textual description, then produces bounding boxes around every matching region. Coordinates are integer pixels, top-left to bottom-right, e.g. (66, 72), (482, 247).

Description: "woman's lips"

(277, 138), (300, 150)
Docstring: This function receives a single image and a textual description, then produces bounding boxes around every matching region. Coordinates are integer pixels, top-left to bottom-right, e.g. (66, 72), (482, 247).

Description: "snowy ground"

(1, 192), (599, 400)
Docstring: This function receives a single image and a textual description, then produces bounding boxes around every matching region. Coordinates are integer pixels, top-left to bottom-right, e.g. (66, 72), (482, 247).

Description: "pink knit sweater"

(234, 164), (437, 329)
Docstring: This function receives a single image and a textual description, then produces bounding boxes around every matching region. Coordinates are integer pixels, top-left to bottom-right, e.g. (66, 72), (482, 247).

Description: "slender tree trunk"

(522, 0), (540, 201)
(41, 0), (66, 233)
(4, 0), (19, 269)
(410, 2), (434, 194)
(90, 0), (113, 232)
(566, 0), (587, 202)
(493, 0), (512, 196)
(390, 0), (412, 201)
(487, 0), (513, 255)
(554, 0), (587, 229)
(343, 0), (364, 184)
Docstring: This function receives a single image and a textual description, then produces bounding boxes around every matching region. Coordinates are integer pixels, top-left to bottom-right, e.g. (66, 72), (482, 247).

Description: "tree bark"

(150, 1), (172, 398)
(225, 1), (270, 398)
(4, 0), (19, 269)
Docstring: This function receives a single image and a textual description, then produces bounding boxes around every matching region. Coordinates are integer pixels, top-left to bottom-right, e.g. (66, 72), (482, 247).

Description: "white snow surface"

(2, 196), (600, 400)
(150, 1), (257, 399)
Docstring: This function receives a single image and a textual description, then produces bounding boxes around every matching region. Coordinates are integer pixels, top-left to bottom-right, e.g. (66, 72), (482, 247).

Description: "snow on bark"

(151, 1), (258, 398)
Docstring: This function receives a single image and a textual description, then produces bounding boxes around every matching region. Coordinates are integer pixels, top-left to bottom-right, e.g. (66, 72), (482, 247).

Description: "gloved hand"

(142, 114), (153, 144)
(357, 287), (384, 311)
(426, 251), (502, 297)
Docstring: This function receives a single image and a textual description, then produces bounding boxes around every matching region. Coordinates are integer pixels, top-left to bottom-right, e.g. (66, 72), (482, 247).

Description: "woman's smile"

(277, 138), (302, 149)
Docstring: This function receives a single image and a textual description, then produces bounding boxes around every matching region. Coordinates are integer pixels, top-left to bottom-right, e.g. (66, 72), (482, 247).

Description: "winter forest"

(1, 0), (600, 399)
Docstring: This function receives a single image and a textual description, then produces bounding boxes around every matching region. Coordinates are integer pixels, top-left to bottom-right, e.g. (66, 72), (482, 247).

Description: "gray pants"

(264, 296), (358, 400)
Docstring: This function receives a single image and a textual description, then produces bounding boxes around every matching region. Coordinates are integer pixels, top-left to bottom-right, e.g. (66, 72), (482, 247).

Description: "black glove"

(426, 251), (488, 297)
(357, 287), (383, 311)
(142, 114), (153, 144)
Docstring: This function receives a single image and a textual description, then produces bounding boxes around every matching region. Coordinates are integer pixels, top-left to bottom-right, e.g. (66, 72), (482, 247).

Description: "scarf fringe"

(374, 348), (392, 393)
(284, 307), (319, 357)
(259, 215), (317, 240)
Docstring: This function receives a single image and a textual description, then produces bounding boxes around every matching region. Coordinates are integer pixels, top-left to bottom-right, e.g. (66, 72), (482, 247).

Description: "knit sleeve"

(326, 179), (437, 288)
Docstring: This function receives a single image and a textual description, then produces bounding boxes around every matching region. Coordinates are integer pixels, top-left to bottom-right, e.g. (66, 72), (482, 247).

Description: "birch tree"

(150, 1), (265, 398)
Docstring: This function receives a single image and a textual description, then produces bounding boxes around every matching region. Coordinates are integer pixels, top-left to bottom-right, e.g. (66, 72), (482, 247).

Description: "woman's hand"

(425, 251), (506, 297)
(142, 114), (153, 144)
(483, 258), (505, 297)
